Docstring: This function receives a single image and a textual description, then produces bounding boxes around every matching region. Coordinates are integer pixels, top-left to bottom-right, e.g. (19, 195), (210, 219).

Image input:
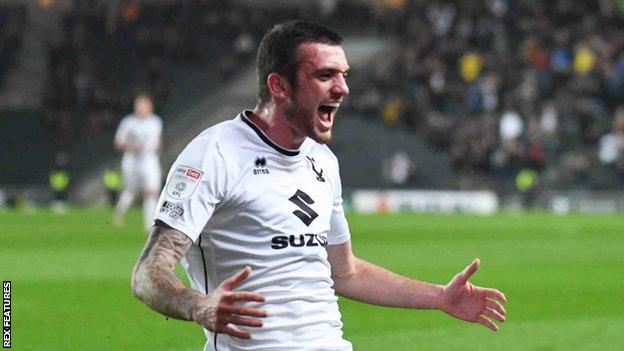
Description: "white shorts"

(121, 156), (161, 192)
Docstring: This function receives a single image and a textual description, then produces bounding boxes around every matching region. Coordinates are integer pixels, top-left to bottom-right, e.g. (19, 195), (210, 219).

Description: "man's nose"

(332, 76), (349, 97)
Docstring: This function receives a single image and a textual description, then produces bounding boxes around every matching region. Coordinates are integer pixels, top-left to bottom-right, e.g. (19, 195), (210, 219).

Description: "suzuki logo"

(289, 189), (318, 226)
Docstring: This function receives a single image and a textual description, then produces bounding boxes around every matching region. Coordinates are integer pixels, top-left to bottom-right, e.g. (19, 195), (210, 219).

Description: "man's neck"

(250, 104), (305, 150)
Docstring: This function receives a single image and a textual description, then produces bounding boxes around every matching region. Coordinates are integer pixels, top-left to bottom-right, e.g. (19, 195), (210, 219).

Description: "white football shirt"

(115, 114), (163, 189)
(155, 110), (353, 351)
(114, 113), (163, 164)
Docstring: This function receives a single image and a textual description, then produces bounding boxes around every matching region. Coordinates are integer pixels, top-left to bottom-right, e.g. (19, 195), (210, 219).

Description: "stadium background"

(0, 0), (623, 350)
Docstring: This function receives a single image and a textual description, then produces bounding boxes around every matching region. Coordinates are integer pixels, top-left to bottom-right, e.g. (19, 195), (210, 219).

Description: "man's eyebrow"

(314, 67), (350, 75)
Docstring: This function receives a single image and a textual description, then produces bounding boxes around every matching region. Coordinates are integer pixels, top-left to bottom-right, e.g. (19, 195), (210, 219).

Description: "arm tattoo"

(131, 222), (200, 321)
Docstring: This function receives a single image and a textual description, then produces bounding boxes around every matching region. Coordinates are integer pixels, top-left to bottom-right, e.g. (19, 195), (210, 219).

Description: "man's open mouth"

(319, 105), (336, 115)
(318, 103), (339, 125)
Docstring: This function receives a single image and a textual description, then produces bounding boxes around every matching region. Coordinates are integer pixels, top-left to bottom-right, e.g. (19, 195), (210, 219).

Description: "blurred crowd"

(35, 0), (372, 152)
(34, 0), (391, 154)
(41, 0), (235, 151)
(3, 0), (624, 191)
(344, 0), (624, 190)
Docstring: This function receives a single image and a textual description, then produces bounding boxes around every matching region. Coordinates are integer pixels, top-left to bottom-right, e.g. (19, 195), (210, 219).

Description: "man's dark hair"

(256, 20), (343, 106)
(135, 91), (154, 103)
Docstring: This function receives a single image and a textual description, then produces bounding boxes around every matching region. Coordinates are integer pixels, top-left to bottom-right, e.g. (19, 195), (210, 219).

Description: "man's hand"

(114, 141), (143, 153)
(132, 225), (267, 340)
(440, 259), (507, 331)
(192, 267), (268, 339)
(128, 143), (144, 154)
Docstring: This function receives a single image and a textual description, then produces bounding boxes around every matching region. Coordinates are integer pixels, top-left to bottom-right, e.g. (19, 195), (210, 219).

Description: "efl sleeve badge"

(165, 165), (204, 200)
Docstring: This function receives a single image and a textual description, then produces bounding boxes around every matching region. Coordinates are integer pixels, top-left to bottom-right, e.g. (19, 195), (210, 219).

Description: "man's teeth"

(319, 104), (339, 116)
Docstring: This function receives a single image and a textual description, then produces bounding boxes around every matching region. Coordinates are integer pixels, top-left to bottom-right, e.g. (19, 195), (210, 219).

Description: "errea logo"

(253, 156), (269, 175)
(255, 156), (266, 167)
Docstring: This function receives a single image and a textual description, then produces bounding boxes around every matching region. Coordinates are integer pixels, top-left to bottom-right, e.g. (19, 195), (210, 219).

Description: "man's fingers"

(484, 288), (507, 303)
(219, 305), (268, 318)
(219, 325), (252, 339)
(476, 315), (499, 332)
(453, 259), (480, 285)
(223, 315), (264, 328)
(222, 266), (252, 290)
(224, 291), (266, 303)
(485, 298), (506, 316)
(483, 307), (505, 323)
(463, 258), (480, 279)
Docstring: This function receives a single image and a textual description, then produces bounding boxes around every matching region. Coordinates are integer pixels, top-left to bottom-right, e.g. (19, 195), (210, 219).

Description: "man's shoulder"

(151, 114), (163, 124)
(196, 117), (242, 139)
(175, 117), (250, 174)
(119, 114), (135, 124)
(185, 117), (247, 154)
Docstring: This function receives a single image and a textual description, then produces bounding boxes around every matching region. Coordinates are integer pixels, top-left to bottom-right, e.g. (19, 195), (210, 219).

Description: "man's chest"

(214, 154), (335, 236)
(126, 122), (157, 141)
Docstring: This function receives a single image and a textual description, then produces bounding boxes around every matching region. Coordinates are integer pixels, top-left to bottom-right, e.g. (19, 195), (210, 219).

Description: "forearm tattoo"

(131, 222), (199, 321)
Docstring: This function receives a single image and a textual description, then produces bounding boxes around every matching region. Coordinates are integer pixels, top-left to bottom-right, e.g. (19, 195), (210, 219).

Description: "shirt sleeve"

(146, 117), (163, 152)
(156, 117), (163, 136)
(326, 152), (351, 246)
(154, 130), (228, 242)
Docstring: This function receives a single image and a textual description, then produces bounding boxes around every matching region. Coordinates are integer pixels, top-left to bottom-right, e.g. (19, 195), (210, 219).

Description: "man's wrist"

(433, 283), (445, 310)
(189, 293), (206, 323)
(407, 281), (445, 310)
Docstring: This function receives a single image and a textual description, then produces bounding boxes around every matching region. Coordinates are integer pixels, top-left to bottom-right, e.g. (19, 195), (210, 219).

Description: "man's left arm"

(327, 241), (507, 331)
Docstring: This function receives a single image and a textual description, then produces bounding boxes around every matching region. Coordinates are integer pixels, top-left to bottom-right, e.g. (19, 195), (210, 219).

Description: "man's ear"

(267, 73), (291, 102)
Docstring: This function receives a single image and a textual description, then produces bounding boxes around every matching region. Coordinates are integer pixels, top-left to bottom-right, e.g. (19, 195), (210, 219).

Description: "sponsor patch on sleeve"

(165, 165), (203, 200)
(159, 201), (185, 220)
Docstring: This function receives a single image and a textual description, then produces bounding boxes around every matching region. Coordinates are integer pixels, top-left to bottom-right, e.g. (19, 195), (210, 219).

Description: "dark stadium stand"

(2, 0), (624, 203)
(0, 111), (55, 185)
(0, 4), (25, 91)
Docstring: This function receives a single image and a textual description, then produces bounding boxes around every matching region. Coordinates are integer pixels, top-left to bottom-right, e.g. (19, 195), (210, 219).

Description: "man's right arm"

(131, 222), (201, 320)
(114, 119), (128, 152)
(131, 221), (268, 339)
(114, 140), (127, 152)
